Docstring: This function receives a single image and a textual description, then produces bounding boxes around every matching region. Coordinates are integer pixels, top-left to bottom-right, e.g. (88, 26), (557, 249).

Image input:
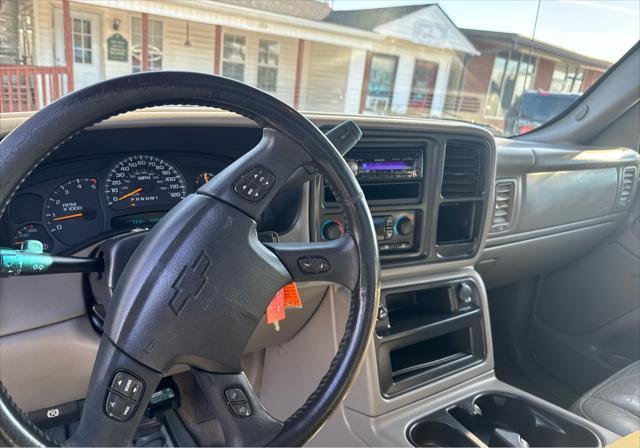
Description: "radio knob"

(347, 161), (359, 177)
(322, 220), (344, 240)
(396, 216), (415, 236)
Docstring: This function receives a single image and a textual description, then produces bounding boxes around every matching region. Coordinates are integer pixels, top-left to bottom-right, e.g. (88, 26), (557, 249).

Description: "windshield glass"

(0, 0), (637, 136)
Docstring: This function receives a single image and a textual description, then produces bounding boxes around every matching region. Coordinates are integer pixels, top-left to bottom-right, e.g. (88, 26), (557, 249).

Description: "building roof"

(209, 0), (332, 21)
(324, 4), (431, 30)
(462, 28), (611, 69)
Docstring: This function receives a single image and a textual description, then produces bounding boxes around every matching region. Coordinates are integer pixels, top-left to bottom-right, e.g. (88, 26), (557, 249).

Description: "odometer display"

(105, 155), (187, 210)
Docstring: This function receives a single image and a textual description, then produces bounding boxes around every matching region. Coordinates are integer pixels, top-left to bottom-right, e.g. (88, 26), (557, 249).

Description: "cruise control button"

(111, 371), (144, 402)
(246, 166), (275, 188)
(314, 257), (330, 273)
(224, 387), (248, 403)
(105, 392), (137, 422)
(298, 257), (317, 274)
(230, 402), (252, 417)
(234, 178), (266, 202)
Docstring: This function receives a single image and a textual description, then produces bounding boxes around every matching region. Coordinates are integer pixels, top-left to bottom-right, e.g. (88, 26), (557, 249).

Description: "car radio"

(346, 151), (423, 182)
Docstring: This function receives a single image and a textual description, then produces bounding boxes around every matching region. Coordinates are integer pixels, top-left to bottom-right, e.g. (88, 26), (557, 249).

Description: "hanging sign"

(107, 33), (128, 62)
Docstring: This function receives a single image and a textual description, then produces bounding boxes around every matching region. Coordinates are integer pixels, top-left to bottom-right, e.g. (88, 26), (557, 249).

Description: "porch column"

(293, 39), (305, 109)
(343, 49), (368, 114)
(391, 54), (414, 115)
(430, 58), (451, 117)
(214, 25), (221, 75)
(62, 0), (74, 92)
(358, 51), (372, 114)
(142, 13), (149, 72)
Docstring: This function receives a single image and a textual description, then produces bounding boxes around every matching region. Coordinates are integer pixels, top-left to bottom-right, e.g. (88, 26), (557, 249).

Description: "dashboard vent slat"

(441, 141), (482, 198)
(617, 166), (637, 208)
(490, 181), (516, 233)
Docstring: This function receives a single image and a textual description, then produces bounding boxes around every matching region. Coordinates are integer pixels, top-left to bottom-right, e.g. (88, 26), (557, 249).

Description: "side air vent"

(490, 181), (516, 233)
(618, 166), (637, 208)
(441, 141), (482, 198)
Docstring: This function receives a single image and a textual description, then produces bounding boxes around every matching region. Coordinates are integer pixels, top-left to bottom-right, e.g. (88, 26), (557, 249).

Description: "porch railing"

(0, 66), (69, 113)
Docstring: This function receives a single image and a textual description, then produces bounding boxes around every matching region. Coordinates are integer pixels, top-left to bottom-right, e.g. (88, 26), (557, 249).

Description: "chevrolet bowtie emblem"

(169, 251), (211, 316)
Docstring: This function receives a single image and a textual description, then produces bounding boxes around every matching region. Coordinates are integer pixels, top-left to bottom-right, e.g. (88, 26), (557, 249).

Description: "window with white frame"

(72, 18), (92, 64)
(222, 34), (246, 82)
(257, 39), (279, 92)
(131, 17), (163, 73)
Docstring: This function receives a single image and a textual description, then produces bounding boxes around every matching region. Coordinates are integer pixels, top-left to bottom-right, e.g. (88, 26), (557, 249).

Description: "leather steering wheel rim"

(0, 72), (380, 447)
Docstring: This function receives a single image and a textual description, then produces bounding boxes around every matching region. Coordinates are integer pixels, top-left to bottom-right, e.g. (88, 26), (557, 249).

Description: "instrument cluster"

(4, 153), (223, 254)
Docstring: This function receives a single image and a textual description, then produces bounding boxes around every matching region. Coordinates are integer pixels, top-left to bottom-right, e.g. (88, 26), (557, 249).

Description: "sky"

(332, 0), (640, 62)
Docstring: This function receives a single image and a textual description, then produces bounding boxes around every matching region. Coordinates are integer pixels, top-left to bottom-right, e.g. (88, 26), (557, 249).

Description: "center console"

(376, 279), (486, 397)
(313, 131), (491, 264)
(303, 124), (617, 448)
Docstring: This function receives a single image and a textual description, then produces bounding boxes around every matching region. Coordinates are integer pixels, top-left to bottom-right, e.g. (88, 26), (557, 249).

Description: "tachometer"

(105, 155), (187, 210)
(46, 177), (103, 245)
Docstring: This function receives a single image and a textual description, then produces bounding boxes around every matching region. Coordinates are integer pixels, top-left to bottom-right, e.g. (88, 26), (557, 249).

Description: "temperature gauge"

(194, 171), (216, 188)
(13, 223), (54, 252)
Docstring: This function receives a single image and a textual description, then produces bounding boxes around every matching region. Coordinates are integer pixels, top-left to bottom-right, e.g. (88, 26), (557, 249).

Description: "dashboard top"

(1, 109), (637, 278)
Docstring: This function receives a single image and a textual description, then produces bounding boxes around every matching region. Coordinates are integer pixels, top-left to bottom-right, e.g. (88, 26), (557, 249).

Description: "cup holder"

(409, 421), (479, 447)
(408, 393), (601, 447)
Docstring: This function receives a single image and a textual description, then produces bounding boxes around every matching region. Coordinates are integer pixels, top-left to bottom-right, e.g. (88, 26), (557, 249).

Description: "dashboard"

(0, 109), (638, 416)
(0, 126), (300, 255)
(2, 111), (637, 278)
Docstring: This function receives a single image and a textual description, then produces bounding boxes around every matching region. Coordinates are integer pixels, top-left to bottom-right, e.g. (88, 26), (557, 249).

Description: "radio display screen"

(361, 160), (413, 171)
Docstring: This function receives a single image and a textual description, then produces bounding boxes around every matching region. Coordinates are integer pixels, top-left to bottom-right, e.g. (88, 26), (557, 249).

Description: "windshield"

(0, 0), (637, 136)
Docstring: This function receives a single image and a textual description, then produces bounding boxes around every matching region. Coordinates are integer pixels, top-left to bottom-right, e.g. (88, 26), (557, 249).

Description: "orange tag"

(283, 282), (302, 308)
(266, 283), (303, 332)
(266, 288), (286, 331)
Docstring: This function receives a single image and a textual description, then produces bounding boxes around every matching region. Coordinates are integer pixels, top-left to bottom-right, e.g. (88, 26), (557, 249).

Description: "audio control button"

(314, 257), (330, 273)
(298, 258), (317, 274)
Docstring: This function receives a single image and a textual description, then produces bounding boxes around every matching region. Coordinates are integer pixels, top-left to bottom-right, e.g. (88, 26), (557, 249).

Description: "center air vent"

(441, 141), (482, 198)
(491, 181), (516, 233)
(618, 166), (637, 208)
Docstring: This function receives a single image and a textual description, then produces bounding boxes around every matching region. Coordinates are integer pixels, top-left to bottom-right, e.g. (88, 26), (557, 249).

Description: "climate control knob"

(321, 219), (345, 240)
(396, 216), (415, 236)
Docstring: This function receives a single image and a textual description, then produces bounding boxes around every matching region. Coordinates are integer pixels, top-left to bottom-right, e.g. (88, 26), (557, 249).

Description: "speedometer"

(105, 155), (187, 210)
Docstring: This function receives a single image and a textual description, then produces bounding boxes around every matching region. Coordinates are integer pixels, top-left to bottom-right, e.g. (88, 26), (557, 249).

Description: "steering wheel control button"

(246, 166), (275, 188)
(314, 257), (330, 273)
(224, 387), (248, 403)
(230, 402), (252, 418)
(234, 166), (275, 202)
(297, 257), (318, 274)
(234, 178), (265, 202)
(111, 371), (144, 401)
(105, 391), (137, 422)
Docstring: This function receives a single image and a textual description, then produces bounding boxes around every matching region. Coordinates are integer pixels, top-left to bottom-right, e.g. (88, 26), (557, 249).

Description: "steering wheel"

(0, 72), (380, 447)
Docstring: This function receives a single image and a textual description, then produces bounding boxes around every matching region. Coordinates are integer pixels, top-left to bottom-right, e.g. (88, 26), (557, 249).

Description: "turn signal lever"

(0, 240), (103, 277)
(286, 120), (362, 187)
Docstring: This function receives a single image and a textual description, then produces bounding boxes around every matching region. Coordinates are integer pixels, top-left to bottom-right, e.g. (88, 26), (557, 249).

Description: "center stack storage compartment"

(376, 279), (485, 397)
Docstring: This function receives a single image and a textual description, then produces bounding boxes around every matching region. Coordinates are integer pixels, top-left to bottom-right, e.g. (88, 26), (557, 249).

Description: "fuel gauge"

(13, 223), (54, 252)
(194, 171), (216, 189)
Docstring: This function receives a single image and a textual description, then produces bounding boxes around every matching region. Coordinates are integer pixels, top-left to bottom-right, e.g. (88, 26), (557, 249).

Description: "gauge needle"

(118, 187), (143, 201)
(53, 212), (83, 221)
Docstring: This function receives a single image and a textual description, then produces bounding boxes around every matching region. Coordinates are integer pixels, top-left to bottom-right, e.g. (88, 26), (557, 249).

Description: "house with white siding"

(0, 0), (477, 118)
